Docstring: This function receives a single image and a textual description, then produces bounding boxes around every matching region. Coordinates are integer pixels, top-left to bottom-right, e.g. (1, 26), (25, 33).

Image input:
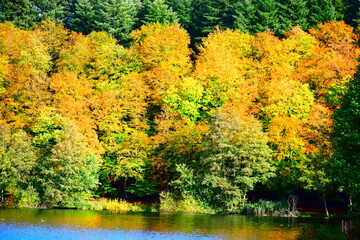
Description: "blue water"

(0, 209), (358, 239)
(0, 222), (221, 240)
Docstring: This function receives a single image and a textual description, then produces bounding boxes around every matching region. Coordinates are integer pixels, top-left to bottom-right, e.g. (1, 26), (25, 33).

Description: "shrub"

(160, 192), (214, 214)
(87, 198), (145, 212)
(241, 199), (288, 216)
(17, 185), (40, 208)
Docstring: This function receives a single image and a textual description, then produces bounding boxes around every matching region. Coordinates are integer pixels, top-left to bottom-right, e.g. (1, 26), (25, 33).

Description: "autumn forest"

(0, 0), (360, 214)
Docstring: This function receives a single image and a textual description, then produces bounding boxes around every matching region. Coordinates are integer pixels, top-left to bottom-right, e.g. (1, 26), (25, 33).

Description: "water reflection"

(0, 209), (358, 240)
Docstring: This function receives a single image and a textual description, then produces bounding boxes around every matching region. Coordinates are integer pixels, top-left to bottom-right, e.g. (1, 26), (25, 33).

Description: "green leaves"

(142, 0), (179, 25)
(332, 63), (360, 197)
(199, 108), (275, 211)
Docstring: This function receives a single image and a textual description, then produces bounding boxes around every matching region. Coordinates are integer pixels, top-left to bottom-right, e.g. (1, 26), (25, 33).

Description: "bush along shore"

(3, 191), (358, 219)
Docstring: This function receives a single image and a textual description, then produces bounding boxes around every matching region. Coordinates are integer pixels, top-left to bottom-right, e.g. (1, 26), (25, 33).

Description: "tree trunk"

(349, 195), (353, 212)
(323, 191), (329, 218)
(124, 178), (128, 199)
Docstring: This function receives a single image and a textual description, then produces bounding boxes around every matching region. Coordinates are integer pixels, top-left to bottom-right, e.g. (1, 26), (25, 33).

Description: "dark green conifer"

(332, 64), (360, 207)
(307, 0), (337, 28)
(93, 0), (141, 44)
(253, 0), (280, 33)
(142, 0), (178, 25)
(68, 0), (96, 34)
(233, 0), (256, 33)
(32, 0), (69, 23)
(278, 0), (309, 32)
(0, 0), (35, 29)
(166, 0), (193, 29)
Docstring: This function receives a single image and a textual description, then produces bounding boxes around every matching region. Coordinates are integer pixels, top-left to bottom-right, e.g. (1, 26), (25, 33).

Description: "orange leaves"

(56, 32), (92, 74)
(309, 21), (358, 51)
(295, 21), (360, 106)
(49, 72), (94, 129)
(260, 79), (314, 121)
(131, 23), (192, 105)
(131, 23), (192, 74)
(49, 72), (102, 156)
(269, 116), (306, 161)
(194, 29), (257, 107)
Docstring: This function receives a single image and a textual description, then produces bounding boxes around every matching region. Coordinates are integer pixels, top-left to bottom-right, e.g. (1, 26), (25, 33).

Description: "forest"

(0, 0), (359, 215)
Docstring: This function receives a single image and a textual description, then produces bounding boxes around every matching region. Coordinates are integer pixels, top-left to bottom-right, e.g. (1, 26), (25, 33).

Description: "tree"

(278, 0), (309, 32)
(253, 0), (279, 33)
(298, 104), (333, 216)
(200, 107), (275, 212)
(68, 0), (96, 35)
(0, 0), (35, 29)
(131, 22), (192, 105)
(0, 23), (52, 128)
(332, 63), (360, 210)
(307, 0), (337, 29)
(163, 77), (204, 122)
(233, 0), (256, 33)
(166, 0), (193, 29)
(0, 124), (37, 205)
(298, 21), (359, 107)
(194, 28), (256, 117)
(93, 0), (141, 44)
(31, 109), (99, 207)
(142, 0), (178, 25)
(31, 0), (69, 23)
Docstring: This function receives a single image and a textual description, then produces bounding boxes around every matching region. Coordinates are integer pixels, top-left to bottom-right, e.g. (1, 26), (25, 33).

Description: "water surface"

(0, 208), (358, 239)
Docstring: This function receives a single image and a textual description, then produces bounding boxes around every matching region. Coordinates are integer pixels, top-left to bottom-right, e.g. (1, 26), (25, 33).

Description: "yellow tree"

(131, 22), (192, 105)
(297, 21), (359, 107)
(194, 28), (257, 116)
(0, 23), (52, 129)
(49, 72), (103, 156)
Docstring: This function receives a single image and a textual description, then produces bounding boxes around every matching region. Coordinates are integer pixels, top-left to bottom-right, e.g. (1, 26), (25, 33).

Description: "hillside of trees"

(0, 0), (359, 45)
(0, 0), (359, 213)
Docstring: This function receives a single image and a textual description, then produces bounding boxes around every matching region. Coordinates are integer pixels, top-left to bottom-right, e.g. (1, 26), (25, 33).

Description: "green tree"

(278, 0), (309, 32)
(94, 0), (141, 44)
(233, 0), (256, 33)
(31, 109), (99, 208)
(166, 0), (193, 29)
(32, 0), (69, 23)
(0, 125), (37, 205)
(142, 0), (178, 25)
(68, 0), (96, 35)
(200, 108), (275, 212)
(332, 64), (360, 210)
(343, 0), (360, 27)
(0, 0), (35, 29)
(307, 0), (337, 29)
(253, 0), (280, 33)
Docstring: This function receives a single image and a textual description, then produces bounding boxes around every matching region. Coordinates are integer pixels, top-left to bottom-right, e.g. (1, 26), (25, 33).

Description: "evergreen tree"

(343, 0), (360, 27)
(68, 0), (96, 35)
(332, 64), (360, 209)
(233, 0), (256, 33)
(307, 0), (337, 29)
(166, 0), (193, 29)
(32, 0), (69, 23)
(93, 0), (141, 44)
(188, 0), (238, 41)
(253, 0), (280, 33)
(142, 0), (178, 25)
(278, 0), (309, 32)
(0, 0), (35, 29)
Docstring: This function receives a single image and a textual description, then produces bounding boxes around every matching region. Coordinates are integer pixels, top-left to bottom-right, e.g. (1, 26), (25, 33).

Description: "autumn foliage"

(0, 20), (358, 210)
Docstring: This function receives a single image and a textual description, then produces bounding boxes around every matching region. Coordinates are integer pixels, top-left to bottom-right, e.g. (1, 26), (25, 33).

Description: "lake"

(0, 208), (359, 239)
